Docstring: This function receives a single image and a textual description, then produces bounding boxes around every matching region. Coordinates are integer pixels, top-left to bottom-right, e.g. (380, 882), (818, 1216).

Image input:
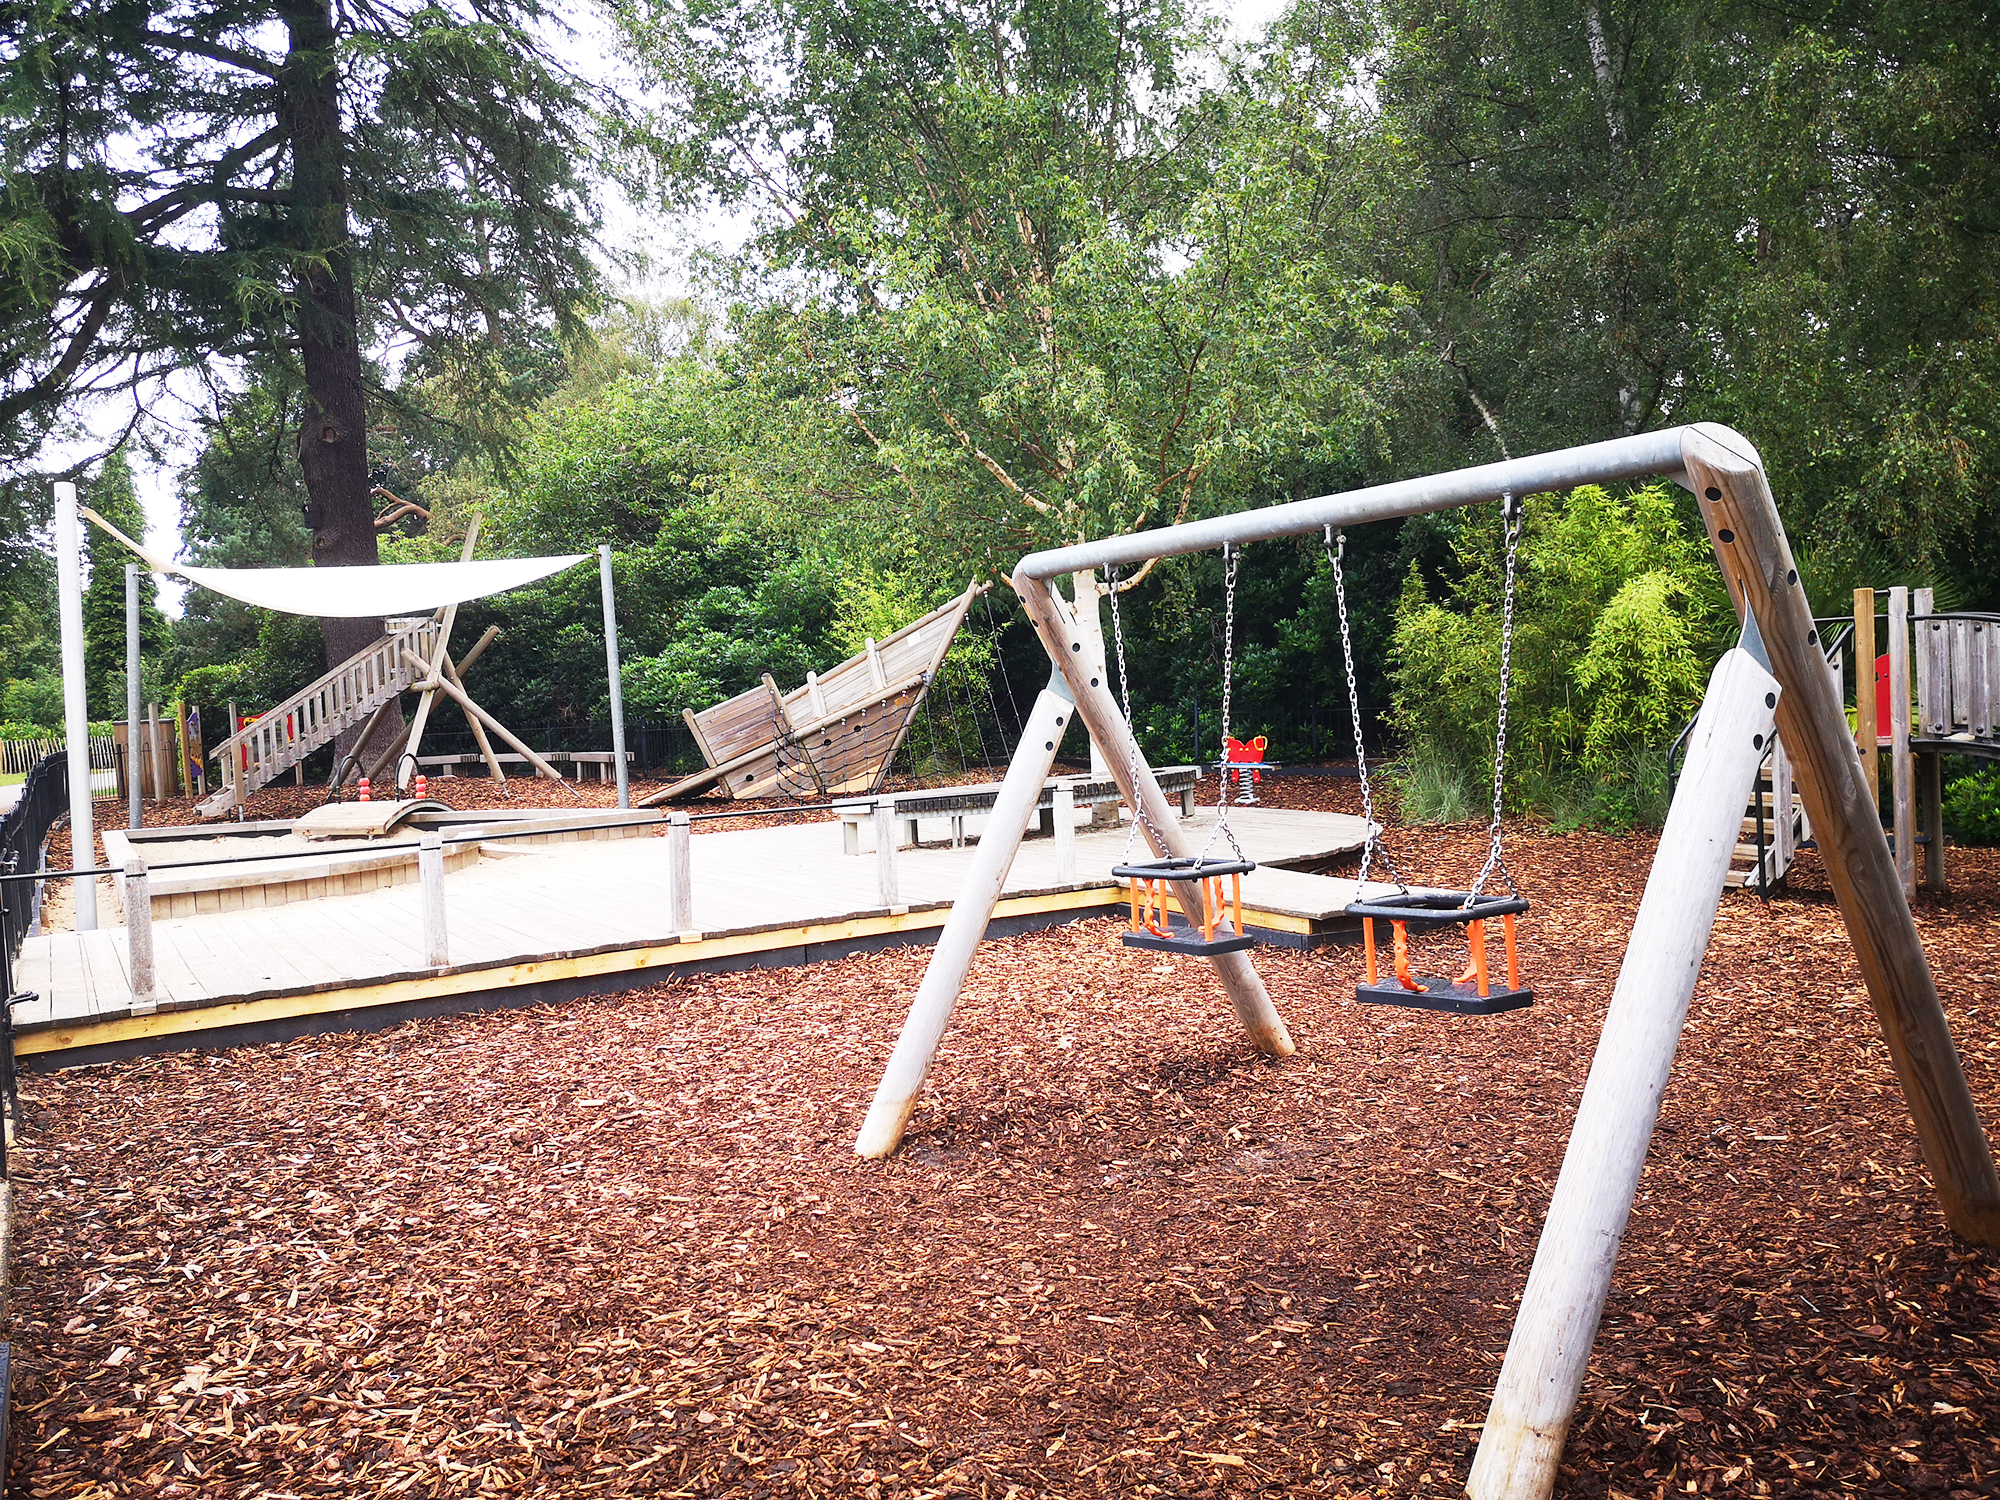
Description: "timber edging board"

(18, 887), (1356, 1068)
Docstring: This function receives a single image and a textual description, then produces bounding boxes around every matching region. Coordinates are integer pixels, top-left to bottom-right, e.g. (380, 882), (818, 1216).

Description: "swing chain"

(1323, 526), (1407, 892)
(1468, 492), (1524, 901)
(1202, 544), (1249, 863)
(1106, 565), (1165, 858)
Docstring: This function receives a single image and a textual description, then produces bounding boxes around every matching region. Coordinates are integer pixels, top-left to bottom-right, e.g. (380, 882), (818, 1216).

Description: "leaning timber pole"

(1681, 423), (2000, 1245)
(1469, 646), (1781, 1498)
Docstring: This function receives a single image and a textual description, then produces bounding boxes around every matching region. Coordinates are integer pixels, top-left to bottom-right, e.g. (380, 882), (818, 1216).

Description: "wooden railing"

(201, 621), (439, 814)
(1914, 606), (1999, 746)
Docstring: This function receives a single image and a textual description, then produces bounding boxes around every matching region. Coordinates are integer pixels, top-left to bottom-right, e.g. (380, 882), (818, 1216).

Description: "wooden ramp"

(14, 806), (1376, 1066)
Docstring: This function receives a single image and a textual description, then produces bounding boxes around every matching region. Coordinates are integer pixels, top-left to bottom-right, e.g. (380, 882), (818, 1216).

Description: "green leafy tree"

(1387, 484), (1733, 825)
(622, 0), (1405, 579)
(1, 0), (613, 740)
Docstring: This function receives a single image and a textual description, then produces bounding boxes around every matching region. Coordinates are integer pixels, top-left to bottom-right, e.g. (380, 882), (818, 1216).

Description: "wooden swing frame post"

(855, 424), (1999, 1500)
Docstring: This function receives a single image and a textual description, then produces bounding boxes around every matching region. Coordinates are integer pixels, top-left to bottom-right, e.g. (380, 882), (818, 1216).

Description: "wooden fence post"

(1470, 647), (1779, 1500)
(1053, 783), (1077, 884)
(420, 834), (448, 969)
(1853, 589), (1876, 819)
(1914, 588), (1945, 890)
(667, 811), (693, 933)
(1888, 587), (1914, 896)
(124, 856), (156, 1014)
(875, 801), (901, 909)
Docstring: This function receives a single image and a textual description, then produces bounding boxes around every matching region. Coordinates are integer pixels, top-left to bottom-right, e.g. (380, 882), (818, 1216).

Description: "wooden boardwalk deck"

(14, 805), (1376, 1064)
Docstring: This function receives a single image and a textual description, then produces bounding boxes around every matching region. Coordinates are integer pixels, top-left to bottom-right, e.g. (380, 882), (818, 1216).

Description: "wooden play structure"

(198, 521), (572, 816)
(641, 581), (987, 804)
(853, 425), (2000, 1500)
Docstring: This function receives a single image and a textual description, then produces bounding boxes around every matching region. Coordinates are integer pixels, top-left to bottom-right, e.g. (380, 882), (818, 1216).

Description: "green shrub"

(1943, 769), (2000, 845)
(1388, 743), (1482, 824)
(1387, 483), (1733, 829)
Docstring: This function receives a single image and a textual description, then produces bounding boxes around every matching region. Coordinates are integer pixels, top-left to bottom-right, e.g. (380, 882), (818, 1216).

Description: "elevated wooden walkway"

(13, 806), (1378, 1067)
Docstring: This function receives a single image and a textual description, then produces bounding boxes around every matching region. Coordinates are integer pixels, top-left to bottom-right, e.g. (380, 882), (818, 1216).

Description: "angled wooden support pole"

(1681, 424), (2000, 1245)
(1015, 569), (1293, 1058)
(1471, 646), (1781, 1500)
(856, 680), (1075, 1159)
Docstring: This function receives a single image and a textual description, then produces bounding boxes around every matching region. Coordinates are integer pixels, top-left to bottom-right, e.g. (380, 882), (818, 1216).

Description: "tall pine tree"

(2, 0), (612, 751)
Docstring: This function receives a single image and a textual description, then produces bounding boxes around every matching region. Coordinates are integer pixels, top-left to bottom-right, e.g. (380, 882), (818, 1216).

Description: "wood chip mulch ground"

(8, 776), (1999, 1498)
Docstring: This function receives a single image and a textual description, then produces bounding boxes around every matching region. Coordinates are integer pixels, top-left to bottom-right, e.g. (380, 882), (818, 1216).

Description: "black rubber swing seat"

(1112, 857), (1259, 955)
(1344, 890), (1533, 1016)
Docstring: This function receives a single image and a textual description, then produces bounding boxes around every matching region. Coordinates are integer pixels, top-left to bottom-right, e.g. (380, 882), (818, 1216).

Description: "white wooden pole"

(54, 481), (97, 930)
(875, 800), (901, 908)
(599, 545), (630, 810)
(1469, 647), (1780, 1500)
(124, 856), (156, 1013)
(857, 682), (1073, 1158)
(1052, 782), (1077, 884)
(667, 811), (693, 932)
(419, 834), (448, 969)
(126, 564), (142, 832)
(1888, 587), (1914, 896)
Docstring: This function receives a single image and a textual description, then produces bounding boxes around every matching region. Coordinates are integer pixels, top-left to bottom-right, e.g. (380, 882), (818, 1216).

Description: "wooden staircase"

(199, 620), (440, 817)
(1725, 738), (1807, 892)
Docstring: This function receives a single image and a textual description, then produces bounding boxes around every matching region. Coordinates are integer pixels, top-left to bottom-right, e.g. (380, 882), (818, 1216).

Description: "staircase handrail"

(206, 620), (438, 768)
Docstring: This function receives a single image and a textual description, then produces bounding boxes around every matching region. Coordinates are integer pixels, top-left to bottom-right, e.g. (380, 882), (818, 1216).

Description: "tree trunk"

(281, 0), (403, 774)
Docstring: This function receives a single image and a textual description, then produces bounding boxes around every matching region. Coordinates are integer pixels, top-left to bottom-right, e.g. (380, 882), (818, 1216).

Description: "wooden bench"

(415, 751), (634, 782)
(833, 767), (1202, 854)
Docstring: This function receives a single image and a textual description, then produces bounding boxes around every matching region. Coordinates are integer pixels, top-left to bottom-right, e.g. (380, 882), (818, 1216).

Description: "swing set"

(1103, 498), (1538, 1015)
(853, 424), (1999, 1500)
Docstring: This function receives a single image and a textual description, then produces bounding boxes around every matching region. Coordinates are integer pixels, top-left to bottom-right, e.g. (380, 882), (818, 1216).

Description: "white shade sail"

(81, 506), (587, 616)
(168, 554), (590, 617)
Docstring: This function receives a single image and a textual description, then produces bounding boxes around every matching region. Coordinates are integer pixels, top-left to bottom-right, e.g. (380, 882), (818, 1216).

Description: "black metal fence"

(2, 753), (66, 989)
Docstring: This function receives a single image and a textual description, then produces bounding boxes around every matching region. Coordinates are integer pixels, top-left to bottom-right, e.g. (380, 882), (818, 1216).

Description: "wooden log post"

(1052, 782), (1077, 885)
(875, 800), (901, 909)
(1888, 588), (1914, 895)
(667, 811), (693, 933)
(857, 684), (1074, 1158)
(1682, 426), (2000, 1245)
(147, 701), (167, 805)
(420, 834), (448, 970)
(1470, 647), (1780, 1500)
(1014, 569), (1294, 1059)
(1853, 589), (1877, 819)
(1915, 588), (1945, 891)
(124, 856), (156, 1014)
